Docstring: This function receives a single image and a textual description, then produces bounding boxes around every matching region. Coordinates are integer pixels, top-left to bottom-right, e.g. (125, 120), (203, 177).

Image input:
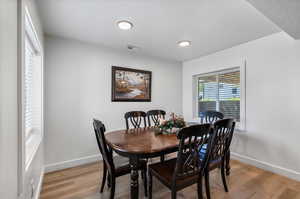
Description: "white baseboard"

(231, 152), (300, 182)
(34, 167), (44, 199)
(45, 154), (102, 173)
(44, 152), (300, 182)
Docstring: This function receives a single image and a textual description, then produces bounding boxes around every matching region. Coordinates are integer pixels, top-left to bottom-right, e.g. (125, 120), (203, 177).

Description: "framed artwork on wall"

(111, 66), (152, 102)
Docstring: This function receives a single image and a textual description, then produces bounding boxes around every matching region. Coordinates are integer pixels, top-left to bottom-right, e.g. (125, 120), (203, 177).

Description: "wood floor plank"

(40, 160), (300, 199)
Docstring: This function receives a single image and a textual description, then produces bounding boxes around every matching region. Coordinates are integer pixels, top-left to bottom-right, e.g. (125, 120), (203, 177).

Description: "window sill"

(25, 131), (42, 171)
(235, 122), (246, 132)
(189, 118), (246, 132)
(235, 128), (246, 133)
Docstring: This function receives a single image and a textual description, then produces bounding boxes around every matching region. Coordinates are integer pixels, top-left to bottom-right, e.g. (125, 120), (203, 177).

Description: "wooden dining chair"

(198, 111), (224, 169)
(146, 109), (166, 126)
(146, 109), (167, 162)
(203, 118), (235, 199)
(148, 124), (215, 199)
(124, 111), (147, 129)
(199, 111), (224, 124)
(93, 119), (148, 199)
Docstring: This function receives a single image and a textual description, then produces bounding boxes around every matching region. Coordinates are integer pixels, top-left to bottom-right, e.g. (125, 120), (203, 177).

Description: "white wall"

(0, 0), (19, 198)
(183, 32), (300, 181)
(44, 36), (182, 171)
(0, 0), (44, 198)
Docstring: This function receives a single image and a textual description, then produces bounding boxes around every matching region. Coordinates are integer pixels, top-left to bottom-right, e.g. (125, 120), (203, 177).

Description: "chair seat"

(149, 158), (199, 189)
(198, 144), (207, 160)
(114, 156), (147, 177)
(198, 146), (222, 170)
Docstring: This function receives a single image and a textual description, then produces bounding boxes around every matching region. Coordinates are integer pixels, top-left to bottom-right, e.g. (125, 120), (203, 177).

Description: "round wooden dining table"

(105, 127), (180, 199)
(105, 126), (231, 199)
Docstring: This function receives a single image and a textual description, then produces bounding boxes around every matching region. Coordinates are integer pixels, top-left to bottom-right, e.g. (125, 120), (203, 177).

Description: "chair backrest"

(93, 119), (115, 174)
(210, 119), (235, 162)
(199, 111), (224, 124)
(124, 111), (147, 129)
(173, 124), (214, 182)
(146, 109), (166, 126)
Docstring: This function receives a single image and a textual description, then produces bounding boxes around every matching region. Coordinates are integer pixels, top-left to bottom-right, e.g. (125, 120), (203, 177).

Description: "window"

(196, 67), (245, 129)
(24, 8), (43, 167)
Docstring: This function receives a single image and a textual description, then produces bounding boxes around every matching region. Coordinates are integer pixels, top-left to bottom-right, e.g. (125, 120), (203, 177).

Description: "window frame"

(23, 6), (43, 170)
(193, 64), (246, 131)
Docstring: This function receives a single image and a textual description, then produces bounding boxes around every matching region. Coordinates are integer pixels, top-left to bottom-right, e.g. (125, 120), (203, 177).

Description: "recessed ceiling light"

(127, 44), (140, 51)
(177, 40), (191, 47)
(117, 20), (133, 30)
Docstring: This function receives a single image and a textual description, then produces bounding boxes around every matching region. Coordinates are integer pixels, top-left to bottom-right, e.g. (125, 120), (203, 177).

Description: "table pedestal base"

(130, 157), (139, 199)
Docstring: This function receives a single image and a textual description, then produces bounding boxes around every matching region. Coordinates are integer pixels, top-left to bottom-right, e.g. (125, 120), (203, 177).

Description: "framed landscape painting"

(111, 66), (152, 102)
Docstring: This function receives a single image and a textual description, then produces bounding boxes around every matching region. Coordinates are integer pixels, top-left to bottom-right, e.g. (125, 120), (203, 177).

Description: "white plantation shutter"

(24, 36), (35, 136)
(197, 68), (241, 122)
(23, 6), (43, 170)
(24, 9), (42, 142)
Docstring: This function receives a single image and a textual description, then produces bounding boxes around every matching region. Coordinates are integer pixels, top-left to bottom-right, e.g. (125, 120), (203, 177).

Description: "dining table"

(105, 126), (231, 199)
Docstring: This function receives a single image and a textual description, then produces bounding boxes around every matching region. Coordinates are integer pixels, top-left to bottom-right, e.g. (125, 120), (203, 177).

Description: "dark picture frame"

(111, 66), (152, 102)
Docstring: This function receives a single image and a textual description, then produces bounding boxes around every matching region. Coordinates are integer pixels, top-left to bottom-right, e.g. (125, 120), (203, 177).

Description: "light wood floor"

(40, 159), (300, 199)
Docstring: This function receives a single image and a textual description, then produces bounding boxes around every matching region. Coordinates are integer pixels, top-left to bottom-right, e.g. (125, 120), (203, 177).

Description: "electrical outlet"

(30, 179), (35, 199)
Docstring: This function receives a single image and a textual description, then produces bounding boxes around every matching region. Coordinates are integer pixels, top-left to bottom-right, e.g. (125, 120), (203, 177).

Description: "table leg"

(226, 149), (231, 176)
(130, 157), (139, 199)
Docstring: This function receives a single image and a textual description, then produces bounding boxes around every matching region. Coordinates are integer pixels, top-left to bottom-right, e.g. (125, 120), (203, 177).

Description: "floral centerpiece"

(156, 113), (186, 135)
